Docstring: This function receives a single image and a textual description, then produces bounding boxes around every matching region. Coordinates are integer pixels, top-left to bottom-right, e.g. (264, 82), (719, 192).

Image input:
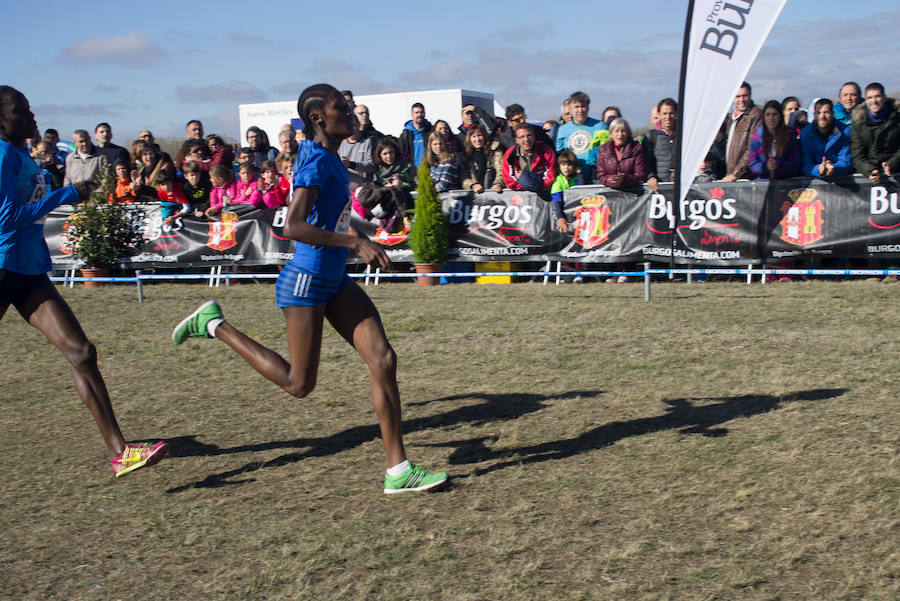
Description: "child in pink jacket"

(234, 161), (261, 207)
(250, 160), (287, 208)
(205, 164), (241, 217)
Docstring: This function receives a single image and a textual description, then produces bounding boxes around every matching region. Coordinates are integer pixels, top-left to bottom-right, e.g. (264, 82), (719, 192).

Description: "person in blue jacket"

(800, 98), (852, 179)
(833, 82), (862, 127)
(398, 102), (433, 168)
(0, 86), (167, 477)
(173, 84), (447, 495)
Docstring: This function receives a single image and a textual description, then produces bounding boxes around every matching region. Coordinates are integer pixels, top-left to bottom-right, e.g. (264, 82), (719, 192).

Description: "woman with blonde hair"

(594, 118), (647, 189)
(424, 131), (460, 192)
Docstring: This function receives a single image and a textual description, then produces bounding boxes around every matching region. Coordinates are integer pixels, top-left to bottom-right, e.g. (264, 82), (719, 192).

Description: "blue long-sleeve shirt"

(799, 121), (852, 178)
(555, 117), (608, 173)
(0, 140), (78, 274)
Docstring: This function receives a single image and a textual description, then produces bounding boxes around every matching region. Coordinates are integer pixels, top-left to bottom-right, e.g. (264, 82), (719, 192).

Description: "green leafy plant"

(407, 160), (448, 264)
(65, 171), (145, 268)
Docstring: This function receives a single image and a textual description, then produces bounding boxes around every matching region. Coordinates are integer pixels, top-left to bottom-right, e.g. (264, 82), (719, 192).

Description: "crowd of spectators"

(30, 81), (900, 234)
(32, 119), (289, 216)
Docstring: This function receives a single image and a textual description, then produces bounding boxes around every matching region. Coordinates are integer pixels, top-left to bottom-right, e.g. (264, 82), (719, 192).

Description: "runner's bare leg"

(325, 282), (406, 468)
(15, 285), (126, 457)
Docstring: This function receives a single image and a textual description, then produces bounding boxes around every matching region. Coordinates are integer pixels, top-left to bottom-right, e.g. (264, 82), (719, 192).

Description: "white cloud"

(32, 103), (128, 117)
(200, 110), (243, 141)
(271, 81), (307, 97)
(176, 81), (268, 103)
(382, 9), (900, 126)
(58, 32), (167, 67)
(223, 33), (274, 47)
(310, 58), (355, 72)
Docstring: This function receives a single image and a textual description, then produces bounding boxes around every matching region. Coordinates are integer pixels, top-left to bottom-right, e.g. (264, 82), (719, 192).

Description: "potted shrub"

(407, 160), (448, 286)
(65, 171), (145, 287)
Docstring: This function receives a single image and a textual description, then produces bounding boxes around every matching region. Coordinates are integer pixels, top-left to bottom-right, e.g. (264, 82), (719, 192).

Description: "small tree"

(408, 160), (448, 264)
(65, 171), (145, 268)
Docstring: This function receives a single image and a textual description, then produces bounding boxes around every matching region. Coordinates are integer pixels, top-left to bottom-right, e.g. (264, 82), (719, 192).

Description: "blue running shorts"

(275, 262), (352, 308)
(0, 269), (51, 307)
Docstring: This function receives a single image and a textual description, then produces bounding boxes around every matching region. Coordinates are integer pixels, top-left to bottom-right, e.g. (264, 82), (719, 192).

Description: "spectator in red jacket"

(595, 118), (647, 189)
(501, 123), (556, 192)
(206, 134), (235, 169)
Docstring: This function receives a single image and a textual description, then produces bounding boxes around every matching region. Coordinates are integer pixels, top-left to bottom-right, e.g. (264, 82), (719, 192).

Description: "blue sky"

(3, 1), (898, 142)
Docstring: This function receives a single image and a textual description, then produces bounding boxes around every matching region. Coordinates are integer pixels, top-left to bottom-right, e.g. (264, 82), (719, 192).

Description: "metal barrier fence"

(51, 263), (900, 304)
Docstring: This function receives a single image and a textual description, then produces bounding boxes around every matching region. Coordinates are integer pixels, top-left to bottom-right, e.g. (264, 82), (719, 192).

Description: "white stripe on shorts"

(293, 272), (310, 298)
(301, 273), (311, 297)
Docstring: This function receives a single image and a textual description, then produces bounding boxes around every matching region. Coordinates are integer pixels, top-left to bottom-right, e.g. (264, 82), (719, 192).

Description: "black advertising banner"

(443, 189), (553, 261)
(548, 178), (900, 265)
(340, 190), (553, 263)
(547, 186), (657, 263)
(641, 181), (767, 265)
(47, 204), (296, 268)
(46, 178), (900, 269)
(760, 178), (900, 260)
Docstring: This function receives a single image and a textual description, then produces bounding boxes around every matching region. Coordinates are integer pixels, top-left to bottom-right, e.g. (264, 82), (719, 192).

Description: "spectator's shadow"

(432, 388), (846, 477)
(165, 389), (599, 493)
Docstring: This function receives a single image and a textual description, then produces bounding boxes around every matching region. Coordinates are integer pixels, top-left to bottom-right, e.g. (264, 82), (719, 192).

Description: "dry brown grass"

(1, 280), (897, 600)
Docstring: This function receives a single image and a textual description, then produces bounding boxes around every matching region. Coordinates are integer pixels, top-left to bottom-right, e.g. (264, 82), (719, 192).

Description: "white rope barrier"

(49, 267), (900, 304)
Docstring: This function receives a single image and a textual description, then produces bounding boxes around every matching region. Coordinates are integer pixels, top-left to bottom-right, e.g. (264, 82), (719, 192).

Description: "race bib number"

(335, 201), (352, 234)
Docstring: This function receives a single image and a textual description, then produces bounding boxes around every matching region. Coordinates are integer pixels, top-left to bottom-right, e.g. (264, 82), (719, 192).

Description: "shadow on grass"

(434, 388), (846, 477)
(165, 389), (601, 493)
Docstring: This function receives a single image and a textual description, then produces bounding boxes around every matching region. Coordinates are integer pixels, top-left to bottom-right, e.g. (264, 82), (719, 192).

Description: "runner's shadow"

(165, 389), (600, 493)
(429, 388), (846, 477)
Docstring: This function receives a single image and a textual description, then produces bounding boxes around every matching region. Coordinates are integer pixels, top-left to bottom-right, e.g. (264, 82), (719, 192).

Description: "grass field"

(0, 279), (898, 600)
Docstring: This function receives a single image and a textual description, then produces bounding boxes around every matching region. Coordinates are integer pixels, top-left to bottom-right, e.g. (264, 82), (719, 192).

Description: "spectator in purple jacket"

(595, 118), (647, 189)
(749, 100), (801, 180)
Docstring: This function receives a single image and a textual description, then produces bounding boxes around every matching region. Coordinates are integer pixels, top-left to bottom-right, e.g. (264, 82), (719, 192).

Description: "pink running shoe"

(111, 441), (168, 478)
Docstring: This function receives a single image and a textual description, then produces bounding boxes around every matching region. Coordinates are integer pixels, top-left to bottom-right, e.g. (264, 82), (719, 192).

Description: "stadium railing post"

(644, 262), (651, 302)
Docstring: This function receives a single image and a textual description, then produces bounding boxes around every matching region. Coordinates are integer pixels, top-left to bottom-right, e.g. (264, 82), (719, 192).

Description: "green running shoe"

(384, 464), (448, 494)
(172, 300), (223, 344)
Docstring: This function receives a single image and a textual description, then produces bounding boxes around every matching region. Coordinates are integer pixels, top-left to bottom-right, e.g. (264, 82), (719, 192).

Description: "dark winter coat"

(595, 140), (648, 189)
(850, 98), (900, 176)
(641, 128), (677, 182)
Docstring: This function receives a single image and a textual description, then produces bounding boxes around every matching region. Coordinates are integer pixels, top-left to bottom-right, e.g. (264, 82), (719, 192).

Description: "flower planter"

(79, 267), (108, 288)
(413, 263), (441, 286)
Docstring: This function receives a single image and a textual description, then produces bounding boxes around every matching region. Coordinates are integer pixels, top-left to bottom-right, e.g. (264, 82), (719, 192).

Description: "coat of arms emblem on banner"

(208, 212), (239, 251)
(780, 189), (824, 246)
(573, 195), (612, 249)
